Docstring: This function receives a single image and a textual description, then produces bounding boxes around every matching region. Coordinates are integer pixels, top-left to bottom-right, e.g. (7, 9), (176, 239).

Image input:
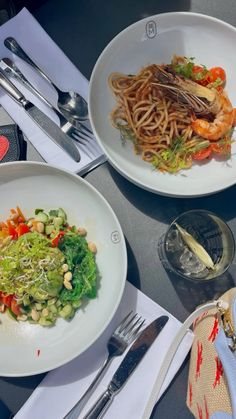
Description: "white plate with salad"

(0, 161), (127, 376)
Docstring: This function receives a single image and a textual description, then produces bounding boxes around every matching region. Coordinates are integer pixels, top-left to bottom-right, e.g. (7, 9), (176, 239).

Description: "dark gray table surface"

(1, 0), (236, 418)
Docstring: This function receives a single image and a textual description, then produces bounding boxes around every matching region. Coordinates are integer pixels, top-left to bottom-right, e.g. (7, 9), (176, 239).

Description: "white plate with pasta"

(89, 12), (236, 197)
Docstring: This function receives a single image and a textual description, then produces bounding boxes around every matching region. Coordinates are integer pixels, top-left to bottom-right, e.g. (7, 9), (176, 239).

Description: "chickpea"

(17, 314), (27, 321)
(62, 263), (69, 273)
(78, 227), (87, 236)
(88, 242), (97, 254)
(64, 281), (72, 290)
(64, 271), (72, 282)
(36, 222), (45, 234)
(31, 309), (40, 321)
(42, 308), (49, 317)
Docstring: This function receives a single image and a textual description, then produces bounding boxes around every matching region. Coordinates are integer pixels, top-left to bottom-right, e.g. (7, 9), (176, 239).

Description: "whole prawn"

(192, 92), (234, 141)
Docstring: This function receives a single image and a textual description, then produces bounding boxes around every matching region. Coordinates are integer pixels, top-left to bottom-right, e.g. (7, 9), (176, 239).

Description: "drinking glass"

(158, 209), (235, 281)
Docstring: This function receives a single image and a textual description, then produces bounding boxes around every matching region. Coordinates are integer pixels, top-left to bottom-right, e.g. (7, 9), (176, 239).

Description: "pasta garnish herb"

(172, 56), (196, 79)
(151, 136), (210, 173)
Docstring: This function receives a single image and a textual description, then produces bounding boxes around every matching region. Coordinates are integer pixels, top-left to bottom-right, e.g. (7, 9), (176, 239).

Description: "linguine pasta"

(108, 61), (233, 173)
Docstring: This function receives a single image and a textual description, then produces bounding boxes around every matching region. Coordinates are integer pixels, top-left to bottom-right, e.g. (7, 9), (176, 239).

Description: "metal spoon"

(4, 36), (88, 123)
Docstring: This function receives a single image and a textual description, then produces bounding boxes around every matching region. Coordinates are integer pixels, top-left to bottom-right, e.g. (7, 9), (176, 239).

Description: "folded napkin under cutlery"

(14, 282), (193, 419)
(0, 8), (106, 175)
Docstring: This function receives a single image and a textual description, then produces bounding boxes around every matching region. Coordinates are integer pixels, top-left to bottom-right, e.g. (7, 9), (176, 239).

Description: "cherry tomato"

(192, 66), (210, 86)
(192, 147), (212, 160)
(211, 143), (231, 155)
(192, 65), (204, 76)
(209, 67), (226, 83)
(11, 298), (22, 316)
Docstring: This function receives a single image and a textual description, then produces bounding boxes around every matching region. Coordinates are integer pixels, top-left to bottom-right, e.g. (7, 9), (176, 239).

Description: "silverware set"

(0, 36), (97, 162)
(63, 312), (169, 419)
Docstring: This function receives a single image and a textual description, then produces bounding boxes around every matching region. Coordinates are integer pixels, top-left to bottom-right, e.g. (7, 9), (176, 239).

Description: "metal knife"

(83, 315), (169, 419)
(0, 68), (80, 162)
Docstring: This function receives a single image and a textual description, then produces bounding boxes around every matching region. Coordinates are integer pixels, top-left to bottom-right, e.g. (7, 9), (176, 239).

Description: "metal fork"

(0, 58), (100, 159)
(63, 311), (145, 419)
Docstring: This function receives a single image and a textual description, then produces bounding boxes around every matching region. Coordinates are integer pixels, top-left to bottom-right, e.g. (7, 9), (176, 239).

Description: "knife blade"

(0, 68), (80, 162)
(83, 315), (169, 419)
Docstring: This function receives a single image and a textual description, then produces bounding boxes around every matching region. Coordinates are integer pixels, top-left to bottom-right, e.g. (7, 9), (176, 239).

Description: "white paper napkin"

(0, 8), (106, 174)
(14, 281), (193, 419)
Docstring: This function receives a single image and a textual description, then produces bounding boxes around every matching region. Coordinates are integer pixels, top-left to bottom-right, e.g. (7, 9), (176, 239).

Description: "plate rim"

(0, 161), (128, 376)
(88, 11), (236, 197)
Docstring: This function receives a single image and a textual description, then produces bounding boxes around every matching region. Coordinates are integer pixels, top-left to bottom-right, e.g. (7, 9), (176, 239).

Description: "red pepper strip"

(51, 231), (66, 247)
(11, 298), (22, 316)
(6, 221), (18, 239)
(1, 293), (13, 307)
(16, 223), (30, 237)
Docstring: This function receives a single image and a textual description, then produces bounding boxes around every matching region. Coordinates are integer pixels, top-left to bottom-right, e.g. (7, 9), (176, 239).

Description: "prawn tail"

(191, 119), (211, 140)
(233, 108), (236, 126)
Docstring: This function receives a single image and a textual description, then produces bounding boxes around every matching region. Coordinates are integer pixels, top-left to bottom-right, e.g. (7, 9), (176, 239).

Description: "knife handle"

(83, 387), (114, 419)
(0, 68), (26, 104)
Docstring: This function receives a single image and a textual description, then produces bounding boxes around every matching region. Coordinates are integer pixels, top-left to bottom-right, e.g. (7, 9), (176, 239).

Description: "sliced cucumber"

(72, 300), (82, 309)
(35, 212), (48, 223)
(53, 217), (64, 227)
(59, 304), (74, 319)
(47, 298), (57, 306)
(49, 209), (58, 217)
(22, 295), (30, 306)
(35, 302), (43, 310)
(49, 305), (57, 314)
(45, 225), (54, 235)
(39, 317), (54, 327)
(58, 208), (67, 221)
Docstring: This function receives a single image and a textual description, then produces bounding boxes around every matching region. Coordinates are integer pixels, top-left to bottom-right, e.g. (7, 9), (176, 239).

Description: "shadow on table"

(151, 352), (194, 419)
(166, 269), (236, 313)
(1, 373), (45, 390)
(108, 165), (236, 225)
(0, 400), (12, 419)
(126, 238), (141, 290)
(34, 0), (191, 79)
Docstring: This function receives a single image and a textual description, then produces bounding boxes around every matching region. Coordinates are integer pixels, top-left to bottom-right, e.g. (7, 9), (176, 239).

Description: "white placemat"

(14, 281), (193, 419)
(0, 8), (106, 175)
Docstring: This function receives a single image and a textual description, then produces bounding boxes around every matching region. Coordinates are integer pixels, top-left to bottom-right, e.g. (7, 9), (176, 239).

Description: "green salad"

(0, 207), (98, 326)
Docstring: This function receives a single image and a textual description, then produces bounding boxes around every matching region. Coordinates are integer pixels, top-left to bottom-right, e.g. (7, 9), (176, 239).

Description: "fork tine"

(71, 133), (101, 158)
(79, 122), (93, 135)
(71, 136), (94, 159)
(127, 319), (145, 342)
(116, 311), (135, 333)
(73, 129), (94, 141)
(118, 312), (138, 334)
(72, 129), (102, 151)
(122, 315), (143, 336)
